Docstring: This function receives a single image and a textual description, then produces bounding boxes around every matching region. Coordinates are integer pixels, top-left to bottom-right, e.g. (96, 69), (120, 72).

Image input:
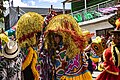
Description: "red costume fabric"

(95, 45), (120, 80)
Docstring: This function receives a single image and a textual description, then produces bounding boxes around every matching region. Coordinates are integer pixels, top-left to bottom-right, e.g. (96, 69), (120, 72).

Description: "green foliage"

(0, 0), (7, 22)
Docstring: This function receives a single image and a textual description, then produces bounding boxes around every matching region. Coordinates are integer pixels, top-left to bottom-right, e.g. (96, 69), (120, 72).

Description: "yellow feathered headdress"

(16, 12), (44, 80)
(16, 12), (44, 47)
(44, 14), (87, 59)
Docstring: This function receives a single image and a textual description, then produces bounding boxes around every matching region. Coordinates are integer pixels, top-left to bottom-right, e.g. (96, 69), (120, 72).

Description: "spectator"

(0, 40), (22, 80)
(95, 18), (120, 80)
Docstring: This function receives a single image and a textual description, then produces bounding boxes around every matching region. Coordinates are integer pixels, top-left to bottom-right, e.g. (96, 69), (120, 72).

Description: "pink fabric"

(92, 62), (96, 70)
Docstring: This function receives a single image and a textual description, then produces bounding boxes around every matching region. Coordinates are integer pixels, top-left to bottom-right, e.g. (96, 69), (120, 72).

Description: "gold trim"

(115, 47), (120, 66)
(22, 47), (34, 70)
(31, 50), (39, 80)
(22, 47), (39, 80)
(111, 42), (120, 66)
(106, 70), (119, 75)
(111, 45), (116, 65)
(103, 50), (106, 61)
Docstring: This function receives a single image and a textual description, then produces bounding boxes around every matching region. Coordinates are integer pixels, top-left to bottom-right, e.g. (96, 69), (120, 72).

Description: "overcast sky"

(12, 0), (71, 9)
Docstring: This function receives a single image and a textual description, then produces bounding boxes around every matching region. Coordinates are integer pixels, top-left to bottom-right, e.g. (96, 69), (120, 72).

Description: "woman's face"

(54, 36), (60, 44)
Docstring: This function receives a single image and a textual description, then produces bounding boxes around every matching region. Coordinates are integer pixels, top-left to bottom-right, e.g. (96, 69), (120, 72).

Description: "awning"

(62, 0), (81, 3)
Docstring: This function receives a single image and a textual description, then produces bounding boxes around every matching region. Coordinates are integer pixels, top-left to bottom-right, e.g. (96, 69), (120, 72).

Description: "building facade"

(5, 7), (71, 30)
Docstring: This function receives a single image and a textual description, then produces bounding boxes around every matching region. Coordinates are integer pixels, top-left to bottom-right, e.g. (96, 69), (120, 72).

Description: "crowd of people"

(0, 10), (120, 80)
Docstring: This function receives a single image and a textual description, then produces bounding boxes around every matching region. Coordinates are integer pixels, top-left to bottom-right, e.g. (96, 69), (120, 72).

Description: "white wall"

(78, 15), (114, 39)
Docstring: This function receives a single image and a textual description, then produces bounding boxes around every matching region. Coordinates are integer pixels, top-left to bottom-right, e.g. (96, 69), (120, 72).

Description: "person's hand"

(98, 63), (104, 71)
(100, 63), (104, 68)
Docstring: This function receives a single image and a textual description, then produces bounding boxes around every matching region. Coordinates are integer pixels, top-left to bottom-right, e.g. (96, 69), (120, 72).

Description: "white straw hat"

(2, 40), (20, 59)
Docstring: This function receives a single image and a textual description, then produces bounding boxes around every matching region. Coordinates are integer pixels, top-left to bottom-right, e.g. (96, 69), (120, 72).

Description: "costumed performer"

(82, 30), (95, 73)
(91, 36), (107, 71)
(0, 40), (22, 80)
(16, 12), (44, 80)
(38, 10), (57, 80)
(95, 18), (120, 80)
(44, 14), (92, 80)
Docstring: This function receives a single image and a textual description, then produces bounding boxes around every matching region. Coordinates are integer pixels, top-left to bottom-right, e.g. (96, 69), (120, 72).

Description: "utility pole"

(51, 5), (53, 10)
(63, 2), (65, 14)
(84, 0), (87, 13)
(17, 6), (20, 20)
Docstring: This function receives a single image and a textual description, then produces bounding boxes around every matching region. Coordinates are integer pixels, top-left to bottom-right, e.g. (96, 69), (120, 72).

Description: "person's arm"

(16, 53), (22, 80)
(0, 60), (7, 80)
(84, 44), (91, 52)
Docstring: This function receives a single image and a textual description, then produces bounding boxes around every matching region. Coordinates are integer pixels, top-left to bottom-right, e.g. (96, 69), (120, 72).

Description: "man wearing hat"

(0, 40), (22, 80)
